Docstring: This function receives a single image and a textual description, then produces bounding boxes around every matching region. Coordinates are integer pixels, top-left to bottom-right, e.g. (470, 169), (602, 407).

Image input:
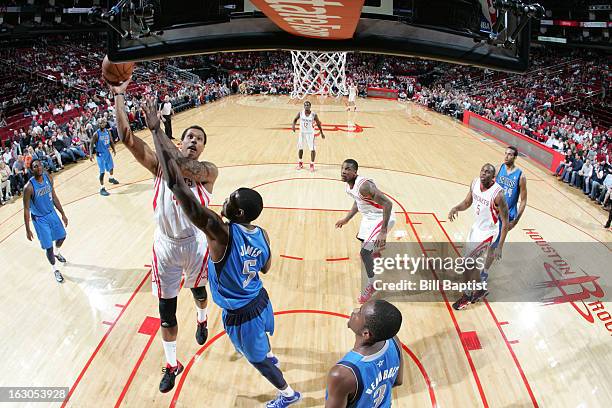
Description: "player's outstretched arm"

(325, 365), (356, 408)
(448, 186), (473, 221)
(110, 81), (158, 175)
(142, 95), (216, 186)
(134, 95), (217, 184)
(143, 96), (182, 162)
(152, 122), (228, 254)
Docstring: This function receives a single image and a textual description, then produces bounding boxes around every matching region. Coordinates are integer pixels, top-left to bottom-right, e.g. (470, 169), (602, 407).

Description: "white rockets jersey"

(471, 177), (503, 233)
(300, 110), (315, 134)
(349, 86), (357, 97)
(153, 167), (211, 239)
(346, 176), (384, 218)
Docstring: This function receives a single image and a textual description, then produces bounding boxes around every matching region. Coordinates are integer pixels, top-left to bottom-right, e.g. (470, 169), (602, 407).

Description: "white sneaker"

(54, 270), (64, 283)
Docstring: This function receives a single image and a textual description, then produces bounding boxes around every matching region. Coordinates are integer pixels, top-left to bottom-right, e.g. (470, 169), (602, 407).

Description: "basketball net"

(290, 51), (347, 99)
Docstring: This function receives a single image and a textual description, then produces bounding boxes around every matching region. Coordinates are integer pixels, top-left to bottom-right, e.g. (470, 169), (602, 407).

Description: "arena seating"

(1, 38), (609, 208)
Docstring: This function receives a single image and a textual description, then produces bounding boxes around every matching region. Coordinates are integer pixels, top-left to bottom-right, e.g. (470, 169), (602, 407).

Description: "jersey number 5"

(242, 259), (257, 288)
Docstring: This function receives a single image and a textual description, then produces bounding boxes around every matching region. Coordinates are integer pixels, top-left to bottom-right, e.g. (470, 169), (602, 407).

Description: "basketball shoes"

(296, 162), (303, 170)
(309, 163), (315, 172)
(266, 391), (302, 408)
(196, 320), (208, 345)
(358, 283), (376, 304)
(159, 361), (184, 393)
(452, 293), (472, 310)
(54, 270), (64, 283)
(470, 289), (489, 304)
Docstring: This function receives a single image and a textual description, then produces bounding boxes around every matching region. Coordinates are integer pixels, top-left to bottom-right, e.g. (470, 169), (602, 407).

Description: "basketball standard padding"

(101, 55), (134, 86)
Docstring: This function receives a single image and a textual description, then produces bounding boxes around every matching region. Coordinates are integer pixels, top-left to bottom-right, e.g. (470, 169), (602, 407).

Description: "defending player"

(23, 159), (68, 283)
(325, 300), (404, 407)
(495, 146), (527, 233)
(89, 117), (119, 196)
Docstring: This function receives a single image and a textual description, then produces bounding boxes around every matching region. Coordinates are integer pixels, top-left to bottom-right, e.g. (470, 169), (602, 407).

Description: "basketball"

(101, 55), (134, 86)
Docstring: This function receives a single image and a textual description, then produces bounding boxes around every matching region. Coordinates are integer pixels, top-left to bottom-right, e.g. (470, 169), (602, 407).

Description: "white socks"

(280, 385), (295, 397)
(196, 306), (207, 323)
(162, 340), (177, 367)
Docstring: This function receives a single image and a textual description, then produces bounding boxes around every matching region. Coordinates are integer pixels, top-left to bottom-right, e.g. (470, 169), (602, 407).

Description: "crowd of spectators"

(0, 35), (238, 206)
(409, 48), (611, 216)
(1, 39), (610, 218)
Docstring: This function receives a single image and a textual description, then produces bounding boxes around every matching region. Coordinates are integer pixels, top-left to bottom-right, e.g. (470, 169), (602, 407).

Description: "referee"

(159, 95), (175, 139)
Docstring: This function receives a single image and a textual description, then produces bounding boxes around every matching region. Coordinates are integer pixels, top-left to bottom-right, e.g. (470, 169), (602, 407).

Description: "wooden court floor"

(0, 95), (610, 407)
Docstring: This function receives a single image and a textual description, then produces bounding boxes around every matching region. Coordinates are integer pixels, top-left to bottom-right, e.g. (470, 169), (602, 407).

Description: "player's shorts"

(297, 132), (315, 151)
(32, 211), (66, 249)
(222, 288), (274, 363)
(348, 94), (356, 103)
(464, 224), (499, 259)
(357, 214), (396, 251)
(96, 152), (114, 174)
(151, 229), (209, 299)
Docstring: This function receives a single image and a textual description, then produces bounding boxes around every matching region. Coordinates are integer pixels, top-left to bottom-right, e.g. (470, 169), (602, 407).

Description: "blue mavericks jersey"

(95, 128), (111, 155)
(209, 223), (270, 310)
(29, 174), (54, 217)
(496, 165), (522, 220)
(330, 339), (402, 408)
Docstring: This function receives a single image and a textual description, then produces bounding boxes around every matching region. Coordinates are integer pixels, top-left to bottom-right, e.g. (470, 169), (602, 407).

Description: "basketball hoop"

(290, 51), (347, 100)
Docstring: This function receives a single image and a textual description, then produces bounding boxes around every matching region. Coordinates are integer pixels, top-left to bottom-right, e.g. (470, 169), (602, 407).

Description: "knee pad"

(158, 297), (178, 328)
(360, 247), (373, 260)
(190, 286), (208, 302)
(360, 247), (375, 278)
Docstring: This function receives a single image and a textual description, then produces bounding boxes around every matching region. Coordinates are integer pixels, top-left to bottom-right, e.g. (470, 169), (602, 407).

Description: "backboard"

(103, 1), (542, 72)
